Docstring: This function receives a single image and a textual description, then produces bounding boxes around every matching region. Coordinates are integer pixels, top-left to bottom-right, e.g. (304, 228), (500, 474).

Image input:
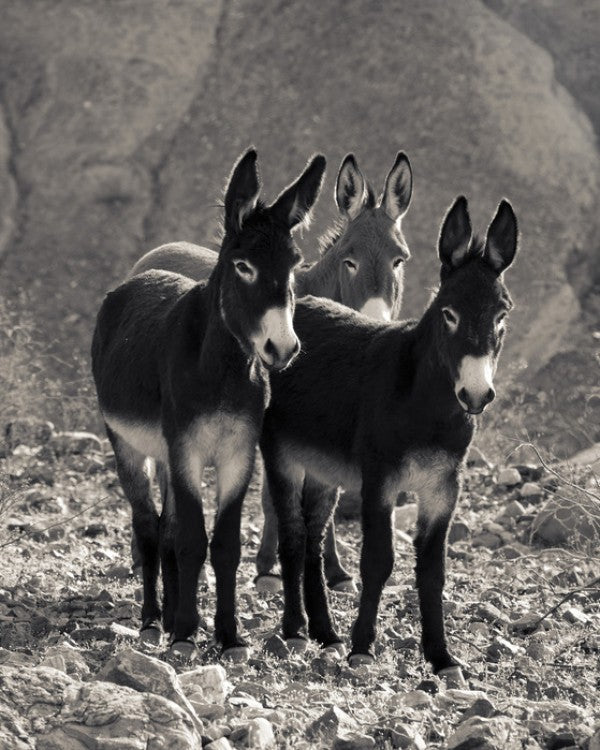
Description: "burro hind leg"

(302, 476), (343, 650)
(169, 441), (208, 649)
(322, 489), (355, 592)
(350, 471), (395, 666)
(261, 436), (308, 651)
(157, 463), (178, 636)
(255, 479), (283, 592)
(106, 426), (161, 639)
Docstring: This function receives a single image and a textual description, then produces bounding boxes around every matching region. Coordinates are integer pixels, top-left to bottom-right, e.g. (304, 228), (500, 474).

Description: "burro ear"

(484, 199), (518, 274)
(335, 154), (368, 220)
(380, 151), (413, 222)
(224, 147), (261, 233)
(270, 154), (327, 232)
(438, 195), (472, 269)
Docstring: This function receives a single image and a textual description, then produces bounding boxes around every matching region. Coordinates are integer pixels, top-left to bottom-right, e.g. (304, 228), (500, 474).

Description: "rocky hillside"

(0, 419), (599, 748)
(0, 0), (598, 454)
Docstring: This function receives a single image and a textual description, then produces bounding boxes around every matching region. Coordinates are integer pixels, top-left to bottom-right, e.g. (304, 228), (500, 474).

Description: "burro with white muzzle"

(91, 148), (326, 659)
(260, 195), (518, 682)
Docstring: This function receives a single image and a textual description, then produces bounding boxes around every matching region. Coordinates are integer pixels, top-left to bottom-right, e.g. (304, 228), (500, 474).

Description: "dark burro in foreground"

(91, 148), (326, 657)
(261, 196), (519, 680)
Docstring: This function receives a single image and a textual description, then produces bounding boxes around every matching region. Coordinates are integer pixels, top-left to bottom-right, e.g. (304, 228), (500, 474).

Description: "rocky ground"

(0, 419), (599, 749)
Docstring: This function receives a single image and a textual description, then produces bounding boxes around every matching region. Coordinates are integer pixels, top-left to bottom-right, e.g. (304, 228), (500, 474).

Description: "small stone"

(262, 634), (288, 658)
(448, 520), (471, 543)
(486, 636), (521, 662)
(205, 739), (233, 750)
(500, 499), (526, 519)
(437, 689), (490, 710)
(447, 716), (510, 749)
(179, 664), (228, 703)
(105, 563), (132, 579)
(509, 613), (541, 636)
(547, 730), (577, 750)
(497, 467), (522, 486)
(473, 602), (507, 625)
(308, 706), (356, 741)
(401, 690), (432, 709)
(384, 722), (426, 749)
(83, 522), (108, 538)
(468, 622), (488, 638)
(246, 717), (275, 749)
(563, 606), (589, 624)
(498, 544), (527, 560)
(110, 622), (139, 639)
(415, 679), (439, 695)
(471, 532), (503, 549)
(520, 483), (543, 500)
(526, 638), (553, 661)
(462, 697), (496, 719)
(332, 732), (376, 750)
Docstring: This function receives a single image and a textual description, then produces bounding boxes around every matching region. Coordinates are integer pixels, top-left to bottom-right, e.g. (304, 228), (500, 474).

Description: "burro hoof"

(139, 625), (162, 647)
(285, 637), (309, 654)
(255, 575), (283, 594)
(169, 639), (197, 659)
(222, 645), (251, 663)
(322, 642), (346, 657)
(348, 652), (375, 668)
(330, 578), (358, 594)
(438, 665), (466, 687)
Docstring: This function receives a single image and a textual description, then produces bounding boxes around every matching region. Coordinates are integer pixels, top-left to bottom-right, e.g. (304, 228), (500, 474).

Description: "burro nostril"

(263, 339), (277, 360)
(484, 387), (496, 405)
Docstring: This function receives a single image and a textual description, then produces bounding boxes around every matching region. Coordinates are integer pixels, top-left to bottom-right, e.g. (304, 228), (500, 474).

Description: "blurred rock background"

(0, 0), (598, 457)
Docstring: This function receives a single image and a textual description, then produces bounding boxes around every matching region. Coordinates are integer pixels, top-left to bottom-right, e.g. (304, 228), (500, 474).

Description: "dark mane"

(318, 218), (347, 256)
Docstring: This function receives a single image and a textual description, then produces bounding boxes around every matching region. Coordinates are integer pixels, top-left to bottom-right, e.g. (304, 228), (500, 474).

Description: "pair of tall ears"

(335, 152), (413, 223)
(439, 196), (518, 276)
(224, 148), (326, 235)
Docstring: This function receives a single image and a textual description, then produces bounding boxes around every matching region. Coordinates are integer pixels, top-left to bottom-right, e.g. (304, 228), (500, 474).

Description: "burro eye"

(442, 306), (459, 332)
(495, 311), (507, 330)
(233, 259), (258, 283)
(393, 257), (404, 269)
(343, 258), (358, 273)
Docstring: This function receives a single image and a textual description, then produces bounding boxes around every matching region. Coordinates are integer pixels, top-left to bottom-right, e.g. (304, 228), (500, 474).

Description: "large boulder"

(0, 665), (201, 749)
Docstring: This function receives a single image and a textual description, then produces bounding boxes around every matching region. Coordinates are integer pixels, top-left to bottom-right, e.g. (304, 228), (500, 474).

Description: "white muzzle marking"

(455, 354), (495, 410)
(360, 297), (392, 322)
(252, 305), (298, 366)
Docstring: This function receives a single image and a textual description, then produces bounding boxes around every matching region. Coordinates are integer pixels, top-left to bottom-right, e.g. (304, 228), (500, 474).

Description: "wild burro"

(132, 152), (414, 594)
(91, 148), (326, 659)
(260, 196), (519, 681)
